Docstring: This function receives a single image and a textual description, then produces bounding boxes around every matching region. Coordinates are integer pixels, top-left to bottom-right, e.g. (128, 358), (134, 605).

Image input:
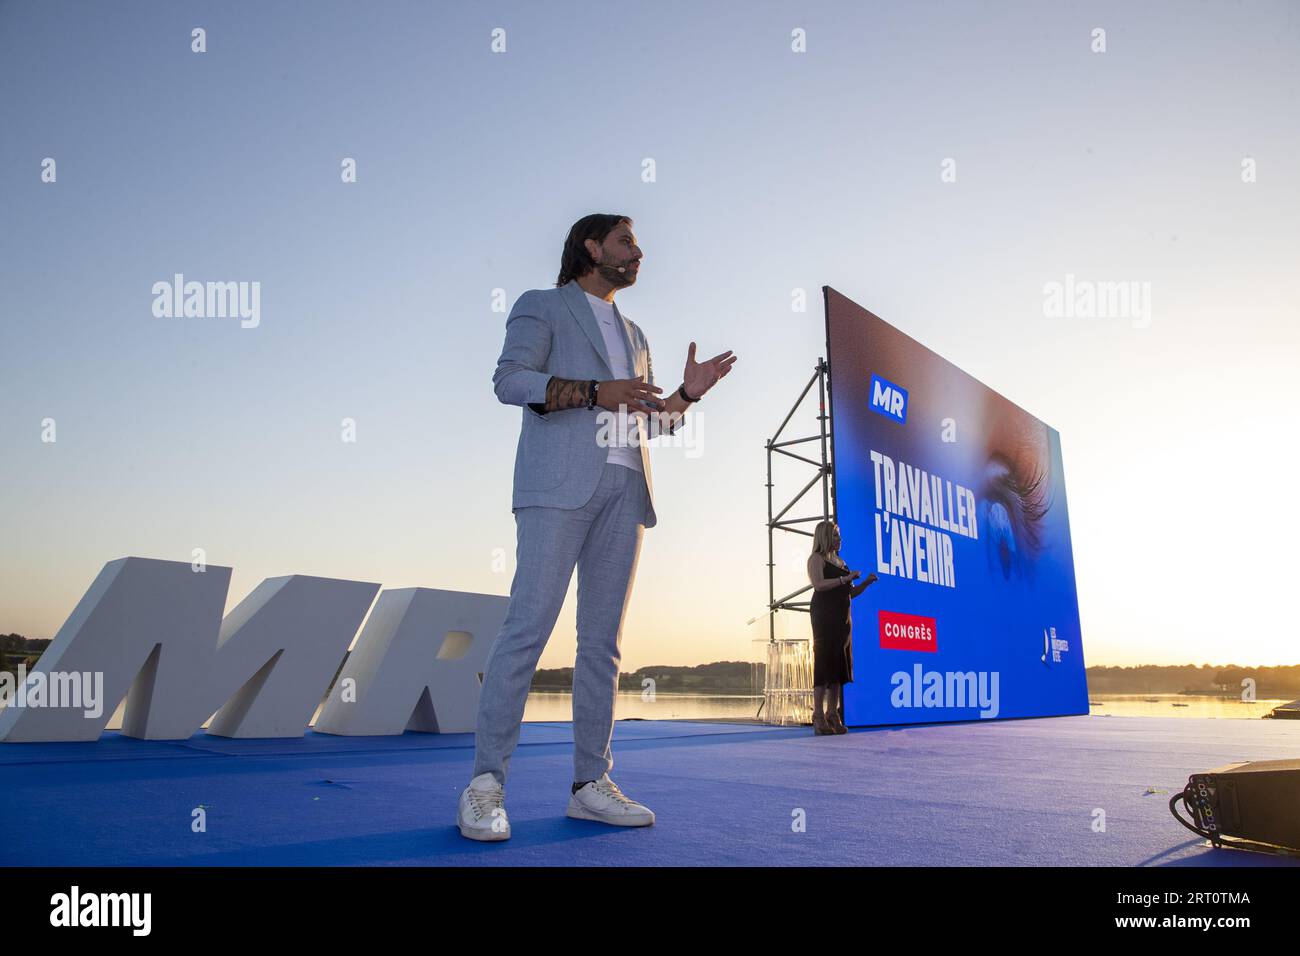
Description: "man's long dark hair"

(555, 213), (633, 287)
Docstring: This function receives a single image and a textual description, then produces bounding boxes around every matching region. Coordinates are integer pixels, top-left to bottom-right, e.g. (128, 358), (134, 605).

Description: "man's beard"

(596, 260), (636, 285)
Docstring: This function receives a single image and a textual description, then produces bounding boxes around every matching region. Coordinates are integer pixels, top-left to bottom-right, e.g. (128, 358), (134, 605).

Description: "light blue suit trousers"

(473, 461), (648, 786)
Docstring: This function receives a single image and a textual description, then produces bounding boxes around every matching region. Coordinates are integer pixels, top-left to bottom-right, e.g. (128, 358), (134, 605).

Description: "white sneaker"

(566, 773), (655, 827)
(457, 772), (510, 841)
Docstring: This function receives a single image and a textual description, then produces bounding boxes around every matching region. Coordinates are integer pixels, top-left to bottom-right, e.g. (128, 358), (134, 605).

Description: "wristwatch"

(586, 380), (599, 409)
(677, 383), (700, 403)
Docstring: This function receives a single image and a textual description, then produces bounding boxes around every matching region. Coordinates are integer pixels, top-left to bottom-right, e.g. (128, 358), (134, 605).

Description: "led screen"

(824, 287), (1088, 726)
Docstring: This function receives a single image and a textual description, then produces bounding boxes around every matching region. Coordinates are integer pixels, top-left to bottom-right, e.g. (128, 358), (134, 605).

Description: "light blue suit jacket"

(492, 279), (673, 528)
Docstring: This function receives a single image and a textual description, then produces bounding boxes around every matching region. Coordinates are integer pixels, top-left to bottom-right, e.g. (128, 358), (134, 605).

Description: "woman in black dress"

(807, 520), (877, 735)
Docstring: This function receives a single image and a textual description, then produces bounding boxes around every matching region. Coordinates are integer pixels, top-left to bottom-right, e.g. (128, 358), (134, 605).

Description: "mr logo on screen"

(869, 373), (908, 424)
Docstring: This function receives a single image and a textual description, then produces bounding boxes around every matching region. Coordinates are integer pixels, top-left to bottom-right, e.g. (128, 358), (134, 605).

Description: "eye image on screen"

(978, 396), (1052, 584)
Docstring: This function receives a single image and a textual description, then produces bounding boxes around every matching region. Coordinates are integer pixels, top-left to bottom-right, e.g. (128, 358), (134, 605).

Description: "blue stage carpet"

(2, 715), (1298, 866)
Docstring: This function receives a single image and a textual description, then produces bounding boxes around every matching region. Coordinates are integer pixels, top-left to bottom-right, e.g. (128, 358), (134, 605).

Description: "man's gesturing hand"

(683, 342), (737, 399)
(598, 377), (665, 413)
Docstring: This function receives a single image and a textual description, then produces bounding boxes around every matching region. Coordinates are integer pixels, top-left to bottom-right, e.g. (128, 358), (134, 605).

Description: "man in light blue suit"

(457, 214), (736, 841)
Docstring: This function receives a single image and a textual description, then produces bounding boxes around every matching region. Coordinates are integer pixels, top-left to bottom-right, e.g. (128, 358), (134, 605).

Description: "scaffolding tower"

(759, 357), (836, 724)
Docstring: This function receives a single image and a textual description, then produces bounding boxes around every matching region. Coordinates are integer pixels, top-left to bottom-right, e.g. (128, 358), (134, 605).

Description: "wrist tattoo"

(544, 376), (593, 411)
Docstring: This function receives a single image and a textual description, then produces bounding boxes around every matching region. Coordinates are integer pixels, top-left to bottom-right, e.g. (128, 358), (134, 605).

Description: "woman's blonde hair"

(811, 520), (838, 557)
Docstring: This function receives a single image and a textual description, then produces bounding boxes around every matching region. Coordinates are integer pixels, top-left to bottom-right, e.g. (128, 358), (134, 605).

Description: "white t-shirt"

(585, 290), (643, 472)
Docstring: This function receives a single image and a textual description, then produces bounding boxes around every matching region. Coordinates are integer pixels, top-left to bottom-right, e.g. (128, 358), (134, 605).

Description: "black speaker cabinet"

(1185, 758), (1300, 851)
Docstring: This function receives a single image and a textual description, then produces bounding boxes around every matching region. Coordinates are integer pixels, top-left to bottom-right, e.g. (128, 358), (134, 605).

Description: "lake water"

(1085, 693), (1291, 720)
(524, 691), (765, 722)
(101, 690), (1295, 732)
